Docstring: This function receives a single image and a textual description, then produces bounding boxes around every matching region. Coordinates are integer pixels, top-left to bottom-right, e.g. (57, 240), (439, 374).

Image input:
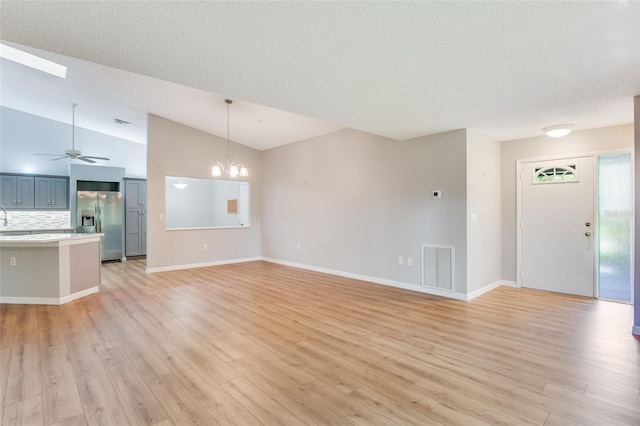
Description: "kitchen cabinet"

(35, 177), (69, 209)
(1, 175), (35, 209)
(125, 208), (146, 257)
(125, 179), (147, 257)
(125, 179), (146, 208)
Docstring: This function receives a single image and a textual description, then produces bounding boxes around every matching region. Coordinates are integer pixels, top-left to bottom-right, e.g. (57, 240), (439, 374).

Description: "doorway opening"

(597, 153), (633, 302)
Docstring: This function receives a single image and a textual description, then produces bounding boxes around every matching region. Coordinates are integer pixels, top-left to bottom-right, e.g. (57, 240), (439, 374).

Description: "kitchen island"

(0, 233), (102, 304)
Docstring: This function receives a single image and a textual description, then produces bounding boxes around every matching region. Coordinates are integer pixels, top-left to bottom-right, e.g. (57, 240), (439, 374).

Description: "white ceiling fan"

(35, 102), (110, 164)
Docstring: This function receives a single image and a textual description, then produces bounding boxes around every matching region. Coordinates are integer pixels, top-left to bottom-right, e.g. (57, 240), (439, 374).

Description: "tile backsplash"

(0, 210), (71, 230)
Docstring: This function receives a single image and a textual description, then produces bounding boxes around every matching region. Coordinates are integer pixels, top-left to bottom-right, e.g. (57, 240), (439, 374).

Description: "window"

(533, 165), (578, 184)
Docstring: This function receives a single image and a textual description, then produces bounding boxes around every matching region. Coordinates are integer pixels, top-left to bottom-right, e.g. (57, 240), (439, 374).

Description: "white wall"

(467, 130), (502, 293)
(261, 128), (469, 294)
(211, 180), (245, 228)
(146, 114), (262, 271)
(0, 106), (146, 178)
(501, 124), (634, 282)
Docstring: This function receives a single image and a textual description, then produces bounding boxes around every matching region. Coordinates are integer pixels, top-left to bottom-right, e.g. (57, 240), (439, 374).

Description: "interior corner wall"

(500, 124), (634, 283)
(634, 96), (640, 336)
(146, 114), (262, 271)
(261, 128), (468, 293)
(466, 130), (501, 293)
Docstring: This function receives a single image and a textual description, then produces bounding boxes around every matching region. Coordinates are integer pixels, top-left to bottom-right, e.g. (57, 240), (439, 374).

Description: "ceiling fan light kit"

(212, 99), (248, 178)
(34, 102), (110, 163)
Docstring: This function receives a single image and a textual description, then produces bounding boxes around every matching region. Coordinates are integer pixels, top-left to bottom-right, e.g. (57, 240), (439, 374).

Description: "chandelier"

(212, 99), (248, 178)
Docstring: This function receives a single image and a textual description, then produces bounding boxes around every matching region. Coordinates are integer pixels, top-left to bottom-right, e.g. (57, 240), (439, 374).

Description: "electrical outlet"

(10, 257), (16, 266)
(407, 257), (413, 266)
(203, 243), (208, 250)
(398, 256), (403, 265)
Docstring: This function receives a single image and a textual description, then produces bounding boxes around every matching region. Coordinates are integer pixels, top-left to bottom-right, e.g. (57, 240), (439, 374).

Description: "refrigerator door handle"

(95, 203), (101, 233)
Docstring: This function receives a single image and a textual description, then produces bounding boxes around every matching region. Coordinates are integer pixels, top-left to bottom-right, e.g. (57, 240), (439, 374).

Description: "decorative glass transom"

(533, 164), (578, 184)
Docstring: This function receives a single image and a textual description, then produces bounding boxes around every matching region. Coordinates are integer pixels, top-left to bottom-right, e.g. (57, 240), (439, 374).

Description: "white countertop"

(0, 233), (103, 246)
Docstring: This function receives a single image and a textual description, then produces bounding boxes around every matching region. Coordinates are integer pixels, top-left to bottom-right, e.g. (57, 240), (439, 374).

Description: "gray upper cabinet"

(125, 179), (147, 208)
(1, 175), (35, 209)
(35, 177), (69, 209)
(125, 179), (147, 257)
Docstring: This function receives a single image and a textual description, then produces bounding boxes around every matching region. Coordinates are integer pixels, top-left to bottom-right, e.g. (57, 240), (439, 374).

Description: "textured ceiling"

(1, 1), (639, 149)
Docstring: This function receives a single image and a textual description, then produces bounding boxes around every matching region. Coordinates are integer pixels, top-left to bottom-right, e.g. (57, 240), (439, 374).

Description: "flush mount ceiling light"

(0, 42), (67, 78)
(212, 99), (248, 178)
(542, 124), (574, 138)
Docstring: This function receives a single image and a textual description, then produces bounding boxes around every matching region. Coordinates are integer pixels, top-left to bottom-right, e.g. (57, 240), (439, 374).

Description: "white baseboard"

(466, 280), (518, 300)
(147, 256), (511, 302)
(60, 286), (99, 304)
(261, 257), (471, 300)
(467, 281), (502, 300)
(0, 286), (98, 305)
(633, 325), (640, 336)
(146, 256), (262, 273)
(0, 296), (61, 305)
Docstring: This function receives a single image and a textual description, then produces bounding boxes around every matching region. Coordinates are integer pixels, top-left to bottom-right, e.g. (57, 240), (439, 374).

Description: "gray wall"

(261, 128), (469, 292)
(634, 96), (640, 336)
(500, 124), (634, 282)
(0, 106), (146, 178)
(146, 114), (262, 271)
(0, 246), (60, 298)
(467, 130), (502, 293)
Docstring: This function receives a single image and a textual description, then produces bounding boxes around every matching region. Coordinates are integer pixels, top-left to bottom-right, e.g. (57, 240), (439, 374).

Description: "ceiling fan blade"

(34, 153), (63, 156)
(80, 156), (110, 161)
(78, 157), (97, 164)
(50, 156), (69, 161)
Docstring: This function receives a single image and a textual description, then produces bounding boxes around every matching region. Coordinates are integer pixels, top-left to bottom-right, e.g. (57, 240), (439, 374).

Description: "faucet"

(0, 207), (8, 226)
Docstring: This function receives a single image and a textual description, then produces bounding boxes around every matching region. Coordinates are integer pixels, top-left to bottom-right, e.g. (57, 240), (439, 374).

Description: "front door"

(520, 156), (595, 297)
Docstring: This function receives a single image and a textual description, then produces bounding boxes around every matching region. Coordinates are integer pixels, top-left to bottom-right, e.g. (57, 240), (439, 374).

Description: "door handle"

(585, 231), (592, 237)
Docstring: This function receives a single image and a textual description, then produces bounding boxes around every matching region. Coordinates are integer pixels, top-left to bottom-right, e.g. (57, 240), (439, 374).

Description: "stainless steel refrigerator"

(76, 180), (123, 262)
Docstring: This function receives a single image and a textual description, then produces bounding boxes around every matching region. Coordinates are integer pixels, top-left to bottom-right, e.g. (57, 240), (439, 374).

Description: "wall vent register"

(422, 244), (454, 291)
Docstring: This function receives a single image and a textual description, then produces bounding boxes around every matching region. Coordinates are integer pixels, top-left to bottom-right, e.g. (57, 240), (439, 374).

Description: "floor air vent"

(422, 244), (454, 291)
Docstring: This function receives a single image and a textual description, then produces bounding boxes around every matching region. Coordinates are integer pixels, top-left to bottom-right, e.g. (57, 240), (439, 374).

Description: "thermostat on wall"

(432, 190), (442, 198)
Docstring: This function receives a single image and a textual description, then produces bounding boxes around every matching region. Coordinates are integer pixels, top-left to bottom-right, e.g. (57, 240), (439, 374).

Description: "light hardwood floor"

(1, 259), (639, 425)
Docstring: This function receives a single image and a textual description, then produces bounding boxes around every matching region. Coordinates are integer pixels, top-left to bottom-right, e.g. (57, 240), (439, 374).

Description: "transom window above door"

(533, 164), (578, 184)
